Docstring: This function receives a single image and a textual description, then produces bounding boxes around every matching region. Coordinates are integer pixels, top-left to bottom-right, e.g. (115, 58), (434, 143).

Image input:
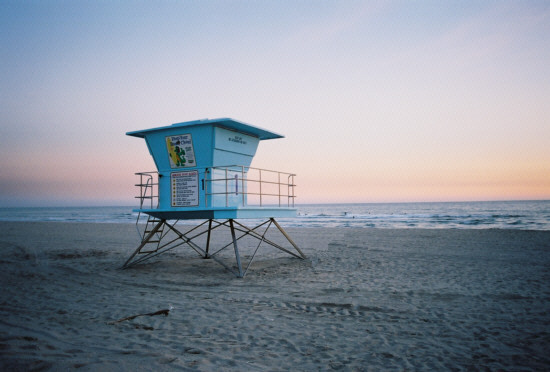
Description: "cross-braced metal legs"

(122, 218), (305, 277)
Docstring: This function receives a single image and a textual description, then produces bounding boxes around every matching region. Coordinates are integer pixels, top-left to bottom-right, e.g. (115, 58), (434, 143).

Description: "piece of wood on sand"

(109, 309), (170, 324)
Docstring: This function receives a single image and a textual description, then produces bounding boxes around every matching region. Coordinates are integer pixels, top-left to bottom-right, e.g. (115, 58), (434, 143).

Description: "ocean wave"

(1, 201), (549, 230)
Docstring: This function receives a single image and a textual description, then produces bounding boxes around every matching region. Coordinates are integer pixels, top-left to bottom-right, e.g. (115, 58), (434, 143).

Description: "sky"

(1, 0), (549, 207)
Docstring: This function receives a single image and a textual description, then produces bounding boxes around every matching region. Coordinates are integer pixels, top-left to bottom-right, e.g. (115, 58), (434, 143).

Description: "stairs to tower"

(137, 214), (165, 254)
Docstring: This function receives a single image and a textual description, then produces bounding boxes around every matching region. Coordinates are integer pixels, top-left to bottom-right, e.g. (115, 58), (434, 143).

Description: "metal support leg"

(204, 219), (213, 258)
(271, 218), (306, 259)
(229, 219), (244, 278)
(122, 216), (304, 277)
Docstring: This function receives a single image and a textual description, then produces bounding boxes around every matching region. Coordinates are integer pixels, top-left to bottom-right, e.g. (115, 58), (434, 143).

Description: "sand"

(1, 221), (549, 371)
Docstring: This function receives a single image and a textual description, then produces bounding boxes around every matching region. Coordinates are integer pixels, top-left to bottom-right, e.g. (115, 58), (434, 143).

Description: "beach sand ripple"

(1, 222), (549, 370)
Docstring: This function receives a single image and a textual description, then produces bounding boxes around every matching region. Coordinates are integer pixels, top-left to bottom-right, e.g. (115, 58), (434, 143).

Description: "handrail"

(133, 166), (296, 210)
(205, 165), (296, 208)
(134, 171), (159, 209)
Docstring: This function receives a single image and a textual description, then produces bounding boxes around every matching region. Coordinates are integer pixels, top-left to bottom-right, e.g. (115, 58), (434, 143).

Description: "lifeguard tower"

(123, 118), (305, 277)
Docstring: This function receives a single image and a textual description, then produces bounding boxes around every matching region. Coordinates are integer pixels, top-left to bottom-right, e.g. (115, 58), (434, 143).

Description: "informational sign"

(166, 134), (196, 168)
(214, 127), (259, 156)
(171, 171), (199, 207)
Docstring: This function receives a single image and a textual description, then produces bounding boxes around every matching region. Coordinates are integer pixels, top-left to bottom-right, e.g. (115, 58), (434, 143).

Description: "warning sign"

(171, 171), (199, 207)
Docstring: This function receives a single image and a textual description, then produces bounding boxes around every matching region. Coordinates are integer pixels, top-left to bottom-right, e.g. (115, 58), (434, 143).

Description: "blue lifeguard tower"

(123, 118), (305, 277)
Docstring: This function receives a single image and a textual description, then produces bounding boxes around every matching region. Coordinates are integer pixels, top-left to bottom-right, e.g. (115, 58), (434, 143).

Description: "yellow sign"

(166, 134), (196, 168)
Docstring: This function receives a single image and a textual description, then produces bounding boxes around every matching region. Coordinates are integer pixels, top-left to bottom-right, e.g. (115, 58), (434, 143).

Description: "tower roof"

(127, 118), (284, 140)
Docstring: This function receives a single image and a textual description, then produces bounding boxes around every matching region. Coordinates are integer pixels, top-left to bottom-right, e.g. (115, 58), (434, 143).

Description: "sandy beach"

(1, 221), (549, 371)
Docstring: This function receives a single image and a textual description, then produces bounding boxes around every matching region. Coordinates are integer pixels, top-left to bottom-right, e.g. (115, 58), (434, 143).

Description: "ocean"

(0, 200), (549, 230)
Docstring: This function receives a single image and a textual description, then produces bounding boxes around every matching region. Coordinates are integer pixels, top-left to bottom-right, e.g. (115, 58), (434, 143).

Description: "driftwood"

(110, 309), (170, 324)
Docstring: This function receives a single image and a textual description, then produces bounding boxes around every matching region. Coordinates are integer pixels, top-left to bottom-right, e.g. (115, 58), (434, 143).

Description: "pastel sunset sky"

(1, 1), (549, 207)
